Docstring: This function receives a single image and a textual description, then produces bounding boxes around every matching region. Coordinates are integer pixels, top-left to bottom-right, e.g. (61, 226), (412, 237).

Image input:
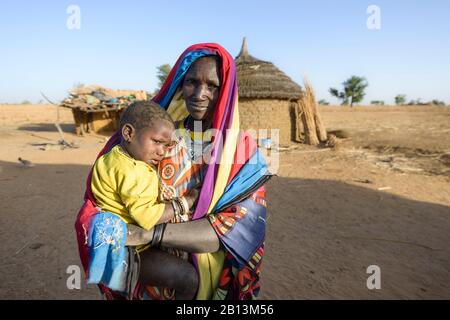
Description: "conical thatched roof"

(235, 38), (302, 100)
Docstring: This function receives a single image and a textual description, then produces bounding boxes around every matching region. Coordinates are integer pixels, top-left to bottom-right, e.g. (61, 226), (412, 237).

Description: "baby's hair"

(119, 100), (174, 131)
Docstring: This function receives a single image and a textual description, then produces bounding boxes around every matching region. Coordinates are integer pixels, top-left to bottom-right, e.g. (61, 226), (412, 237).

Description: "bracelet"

(176, 199), (184, 217)
(173, 198), (182, 215)
(150, 223), (167, 248)
(179, 196), (190, 215)
(171, 199), (181, 220)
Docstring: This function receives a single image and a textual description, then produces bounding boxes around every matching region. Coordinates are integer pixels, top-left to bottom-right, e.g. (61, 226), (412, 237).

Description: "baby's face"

(127, 121), (175, 166)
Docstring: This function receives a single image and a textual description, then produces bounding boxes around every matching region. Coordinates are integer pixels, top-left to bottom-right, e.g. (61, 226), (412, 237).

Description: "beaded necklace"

(181, 117), (212, 162)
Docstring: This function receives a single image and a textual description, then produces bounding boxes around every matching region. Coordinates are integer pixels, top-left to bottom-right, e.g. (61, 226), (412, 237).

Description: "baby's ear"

(121, 123), (135, 142)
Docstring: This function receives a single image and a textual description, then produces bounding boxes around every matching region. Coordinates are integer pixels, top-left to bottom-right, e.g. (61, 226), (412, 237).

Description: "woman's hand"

(185, 186), (201, 208)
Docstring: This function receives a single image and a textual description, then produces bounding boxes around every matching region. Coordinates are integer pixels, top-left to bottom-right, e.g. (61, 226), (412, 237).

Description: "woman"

(75, 43), (271, 300)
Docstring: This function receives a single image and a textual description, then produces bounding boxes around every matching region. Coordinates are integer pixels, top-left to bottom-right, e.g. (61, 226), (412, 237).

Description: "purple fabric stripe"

(192, 52), (237, 220)
(193, 52), (236, 220)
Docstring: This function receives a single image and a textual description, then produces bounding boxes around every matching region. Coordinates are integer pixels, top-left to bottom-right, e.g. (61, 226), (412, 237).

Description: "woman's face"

(182, 57), (221, 122)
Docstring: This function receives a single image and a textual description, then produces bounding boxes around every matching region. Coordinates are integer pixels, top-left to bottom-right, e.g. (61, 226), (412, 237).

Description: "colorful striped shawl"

(152, 43), (269, 299)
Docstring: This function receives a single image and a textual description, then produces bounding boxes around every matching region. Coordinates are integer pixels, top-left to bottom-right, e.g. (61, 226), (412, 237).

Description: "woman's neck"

(185, 116), (212, 132)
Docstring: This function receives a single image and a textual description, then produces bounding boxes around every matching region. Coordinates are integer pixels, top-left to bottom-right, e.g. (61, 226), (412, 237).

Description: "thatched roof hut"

(236, 38), (302, 100)
(235, 38), (303, 146)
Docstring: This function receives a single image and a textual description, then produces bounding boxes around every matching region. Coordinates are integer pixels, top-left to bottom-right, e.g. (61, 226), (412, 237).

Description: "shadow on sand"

(17, 123), (76, 134)
(0, 160), (449, 299)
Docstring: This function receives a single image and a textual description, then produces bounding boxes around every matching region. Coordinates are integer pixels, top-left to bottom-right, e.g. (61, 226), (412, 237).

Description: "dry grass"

(235, 50), (302, 99)
(297, 77), (328, 144)
(319, 105), (449, 112)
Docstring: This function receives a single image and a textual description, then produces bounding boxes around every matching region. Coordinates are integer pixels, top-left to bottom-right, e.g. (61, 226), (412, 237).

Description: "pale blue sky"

(1, 0), (449, 104)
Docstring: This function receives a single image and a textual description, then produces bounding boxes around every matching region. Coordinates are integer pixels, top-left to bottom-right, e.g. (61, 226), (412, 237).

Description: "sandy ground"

(0, 104), (449, 299)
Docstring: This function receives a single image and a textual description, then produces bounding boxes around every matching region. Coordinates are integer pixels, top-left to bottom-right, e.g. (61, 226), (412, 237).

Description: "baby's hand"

(161, 185), (176, 201)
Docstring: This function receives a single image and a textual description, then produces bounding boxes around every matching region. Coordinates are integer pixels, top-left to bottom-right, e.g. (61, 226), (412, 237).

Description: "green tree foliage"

(156, 64), (172, 90)
(395, 94), (406, 105)
(329, 76), (368, 107)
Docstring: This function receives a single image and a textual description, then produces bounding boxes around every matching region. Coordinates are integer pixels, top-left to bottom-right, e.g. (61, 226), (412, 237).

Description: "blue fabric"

(159, 49), (214, 108)
(87, 212), (128, 292)
(213, 149), (269, 212)
(218, 197), (266, 268)
(210, 149), (269, 268)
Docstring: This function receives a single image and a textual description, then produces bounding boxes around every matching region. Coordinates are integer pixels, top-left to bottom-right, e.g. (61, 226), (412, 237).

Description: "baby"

(91, 100), (198, 299)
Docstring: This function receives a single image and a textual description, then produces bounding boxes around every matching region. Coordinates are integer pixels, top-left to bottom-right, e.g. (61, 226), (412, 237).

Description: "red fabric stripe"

(75, 131), (121, 274)
(227, 132), (258, 184)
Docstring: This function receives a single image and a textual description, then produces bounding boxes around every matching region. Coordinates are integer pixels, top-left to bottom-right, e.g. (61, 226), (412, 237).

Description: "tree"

(156, 64), (172, 90)
(329, 76), (368, 107)
(395, 94), (406, 105)
(408, 98), (425, 105)
(318, 99), (330, 105)
(431, 99), (445, 106)
(370, 100), (385, 106)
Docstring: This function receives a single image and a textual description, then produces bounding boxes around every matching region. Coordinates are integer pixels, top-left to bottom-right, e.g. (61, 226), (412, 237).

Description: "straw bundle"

(298, 77), (328, 145)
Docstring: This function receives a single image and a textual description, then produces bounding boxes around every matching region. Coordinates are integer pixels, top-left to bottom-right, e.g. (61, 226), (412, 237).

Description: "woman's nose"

(193, 84), (208, 100)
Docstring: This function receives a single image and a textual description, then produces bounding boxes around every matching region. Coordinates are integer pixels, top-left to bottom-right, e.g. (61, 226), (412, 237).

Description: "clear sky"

(1, 0), (449, 104)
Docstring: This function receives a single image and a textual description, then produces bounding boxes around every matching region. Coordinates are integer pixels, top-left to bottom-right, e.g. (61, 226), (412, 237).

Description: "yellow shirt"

(91, 145), (165, 230)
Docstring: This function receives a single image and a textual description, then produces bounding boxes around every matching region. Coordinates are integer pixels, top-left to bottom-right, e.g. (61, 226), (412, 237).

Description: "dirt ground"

(0, 104), (449, 299)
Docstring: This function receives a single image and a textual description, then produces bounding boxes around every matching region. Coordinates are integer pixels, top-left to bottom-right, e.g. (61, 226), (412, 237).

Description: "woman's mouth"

(189, 103), (208, 111)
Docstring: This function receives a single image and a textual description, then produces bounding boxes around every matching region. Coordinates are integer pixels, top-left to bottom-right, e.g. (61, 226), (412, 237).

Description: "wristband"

(151, 223), (167, 248)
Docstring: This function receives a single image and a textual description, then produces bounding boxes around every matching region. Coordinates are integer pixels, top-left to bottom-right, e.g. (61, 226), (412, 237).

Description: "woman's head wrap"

(153, 43), (240, 219)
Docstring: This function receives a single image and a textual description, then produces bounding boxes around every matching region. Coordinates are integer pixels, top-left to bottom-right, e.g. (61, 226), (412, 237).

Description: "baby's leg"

(138, 247), (198, 300)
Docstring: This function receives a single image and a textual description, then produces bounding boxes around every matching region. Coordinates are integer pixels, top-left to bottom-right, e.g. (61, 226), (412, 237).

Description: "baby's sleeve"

(119, 168), (165, 230)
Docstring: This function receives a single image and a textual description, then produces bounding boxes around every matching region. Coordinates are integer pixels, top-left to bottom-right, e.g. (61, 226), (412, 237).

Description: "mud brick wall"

(239, 98), (298, 146)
